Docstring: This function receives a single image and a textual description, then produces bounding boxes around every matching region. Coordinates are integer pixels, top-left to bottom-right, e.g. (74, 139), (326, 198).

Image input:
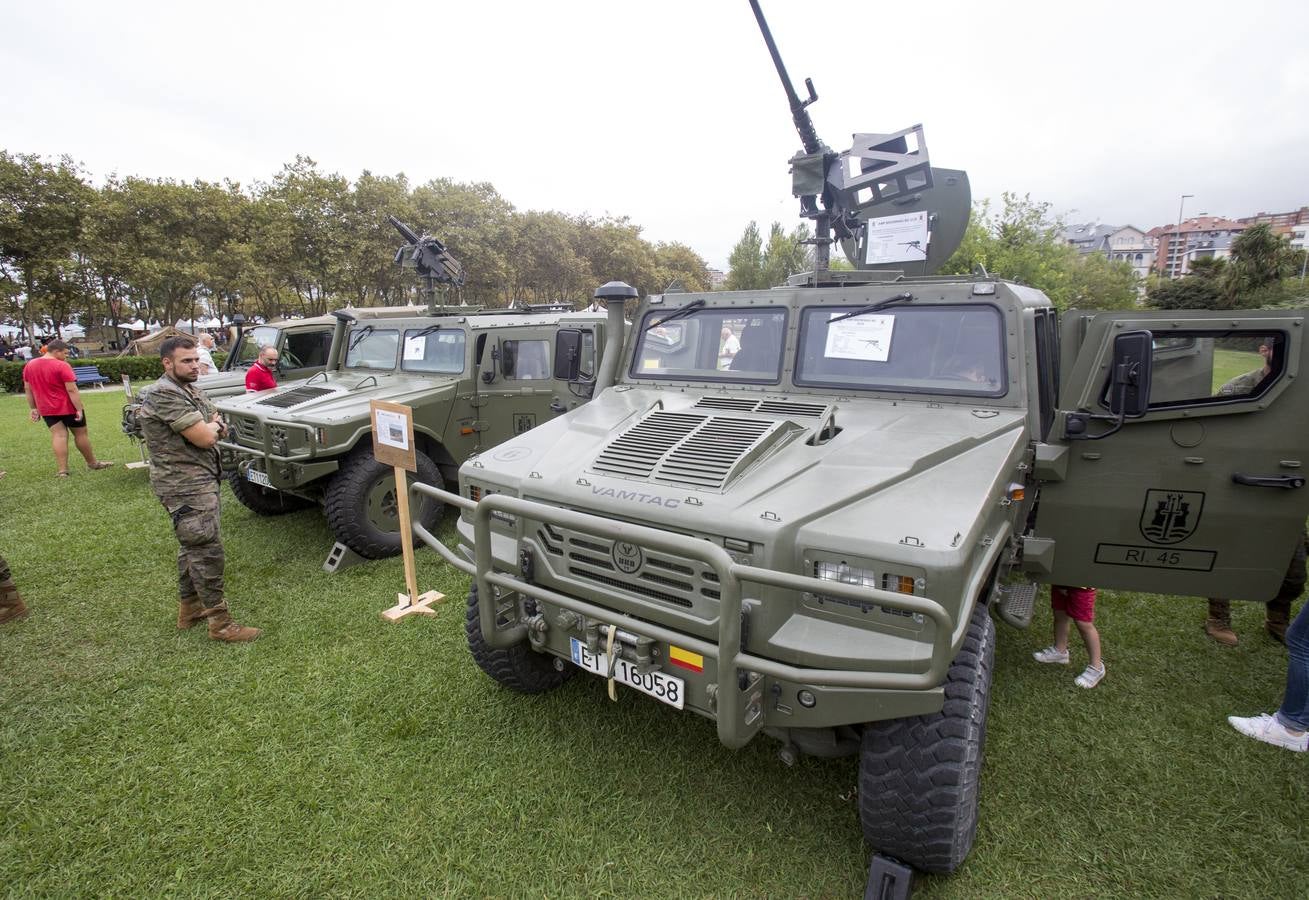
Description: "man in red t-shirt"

(22, 340), (114, 477)
(244, 345), (279, 392)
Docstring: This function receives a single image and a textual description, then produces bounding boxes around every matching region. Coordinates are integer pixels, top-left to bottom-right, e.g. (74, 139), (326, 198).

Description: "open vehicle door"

(1030, 309), (1309, 599)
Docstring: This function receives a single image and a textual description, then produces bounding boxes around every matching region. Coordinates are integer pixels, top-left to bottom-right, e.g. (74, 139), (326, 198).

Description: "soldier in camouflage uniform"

(139, 336), (260, 642)
(1205, 337), (1297, 645)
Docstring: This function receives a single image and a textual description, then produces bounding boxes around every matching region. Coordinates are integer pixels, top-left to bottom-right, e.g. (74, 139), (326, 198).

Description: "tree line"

(0, 151), (714, 339)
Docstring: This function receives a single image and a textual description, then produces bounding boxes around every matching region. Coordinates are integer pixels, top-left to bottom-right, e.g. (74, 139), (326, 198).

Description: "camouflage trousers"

(1209, 528), (1307, 626)
(157, 489), (225, 609)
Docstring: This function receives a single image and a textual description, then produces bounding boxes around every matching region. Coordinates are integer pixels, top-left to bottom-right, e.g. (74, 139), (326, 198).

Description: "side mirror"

(554, 330), (582, 381)
(1107, 330), (1153, 418)
(482, 345), (500, 384)
(1065, 329), (1153, 441)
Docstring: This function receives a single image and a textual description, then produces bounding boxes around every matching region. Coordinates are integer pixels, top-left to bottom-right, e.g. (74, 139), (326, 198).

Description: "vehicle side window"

(402, 329), (466, 374)
(501, 339), (550, 380)
(580, 330), (596, 378)
(1139, 331), (1285, 408)
(284, 329), (331, 368)
(1033, 309), (1059, 439)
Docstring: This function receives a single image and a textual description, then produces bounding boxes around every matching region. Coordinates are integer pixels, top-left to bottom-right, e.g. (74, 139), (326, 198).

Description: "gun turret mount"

(751, 0), (970, 281)
(389, 216), (467, 311)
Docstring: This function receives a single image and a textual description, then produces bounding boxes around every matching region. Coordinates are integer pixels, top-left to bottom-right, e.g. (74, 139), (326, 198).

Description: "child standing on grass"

(1033, 585), (1105, 689)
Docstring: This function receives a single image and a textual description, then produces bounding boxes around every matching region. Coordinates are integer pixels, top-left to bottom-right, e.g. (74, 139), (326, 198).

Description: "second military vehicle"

(412, 1), (1309, 875)
(216, 223), (606, 559)
(198, 314), (348, 399)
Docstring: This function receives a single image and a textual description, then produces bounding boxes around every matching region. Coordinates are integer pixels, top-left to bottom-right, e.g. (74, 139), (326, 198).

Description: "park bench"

(72, 365), (111, 388)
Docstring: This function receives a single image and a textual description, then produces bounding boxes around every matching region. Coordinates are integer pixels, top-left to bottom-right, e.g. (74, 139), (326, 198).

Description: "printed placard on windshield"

(403, 335), (426, 360)
(826, 313), (894, 361)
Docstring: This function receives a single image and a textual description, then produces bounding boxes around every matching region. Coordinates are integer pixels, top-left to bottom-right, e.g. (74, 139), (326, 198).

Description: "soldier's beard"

(168, 368), (198, 383)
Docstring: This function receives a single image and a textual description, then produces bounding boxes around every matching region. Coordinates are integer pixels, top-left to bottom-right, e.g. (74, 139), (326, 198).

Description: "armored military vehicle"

(216, 305), (604, 557)
(197, 313), (354, 399)
(412, 1), (1309, 875)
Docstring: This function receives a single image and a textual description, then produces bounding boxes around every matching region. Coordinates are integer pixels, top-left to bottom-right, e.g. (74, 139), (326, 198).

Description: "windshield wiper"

(409, 325), (443, 338)
(642, 299), (706, 333)
(347, 325), (374, 351)
(827, 292), (915, 324)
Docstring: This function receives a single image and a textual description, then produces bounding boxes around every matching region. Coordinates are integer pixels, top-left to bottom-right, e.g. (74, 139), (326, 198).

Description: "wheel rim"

(365, 473), (400, 532)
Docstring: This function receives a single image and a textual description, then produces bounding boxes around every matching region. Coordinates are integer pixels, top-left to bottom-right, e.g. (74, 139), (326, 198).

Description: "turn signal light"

(882, 574), (915, 595)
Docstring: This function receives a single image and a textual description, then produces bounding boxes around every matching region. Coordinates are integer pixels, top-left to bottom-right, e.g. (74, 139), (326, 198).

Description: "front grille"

(257, 385), (336, 408)
(541, 525), (721, 613)
(233, 416), (260, 444)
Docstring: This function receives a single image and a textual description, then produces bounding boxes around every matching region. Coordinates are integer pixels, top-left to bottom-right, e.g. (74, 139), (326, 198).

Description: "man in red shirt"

(244, 345), (279, 392)
(22, 340), (113, 477)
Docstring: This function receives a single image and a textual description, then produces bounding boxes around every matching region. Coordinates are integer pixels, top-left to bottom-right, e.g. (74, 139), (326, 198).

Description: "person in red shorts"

(244, 345), (279, 392)
(1032, 585), (1105, 689)
(22, 340), (114, 477)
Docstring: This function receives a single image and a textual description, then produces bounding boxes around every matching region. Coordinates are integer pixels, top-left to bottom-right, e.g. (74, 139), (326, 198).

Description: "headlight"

(815, 561), (877, 588)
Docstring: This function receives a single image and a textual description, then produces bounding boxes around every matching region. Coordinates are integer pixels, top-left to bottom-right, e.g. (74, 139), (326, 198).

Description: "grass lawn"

(1, 389), (1305, 898)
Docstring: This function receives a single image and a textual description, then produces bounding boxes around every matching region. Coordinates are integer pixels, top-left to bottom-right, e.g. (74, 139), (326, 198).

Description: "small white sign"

(826, 313), (895, 362)
(864, 210), (930, 265)
(122, 374), (132, 398)
(403, 335), (426, 360)
(374, 409), (410, 451)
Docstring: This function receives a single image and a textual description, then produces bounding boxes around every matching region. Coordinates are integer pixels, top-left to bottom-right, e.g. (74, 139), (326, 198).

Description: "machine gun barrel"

(748, 0), (822, 155)
(388, 215), (421, 246)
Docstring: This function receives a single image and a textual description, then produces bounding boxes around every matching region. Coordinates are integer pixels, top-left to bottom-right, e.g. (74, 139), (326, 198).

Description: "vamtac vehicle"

(214, 222), (606, 559)
(409, 1), (1309, 875)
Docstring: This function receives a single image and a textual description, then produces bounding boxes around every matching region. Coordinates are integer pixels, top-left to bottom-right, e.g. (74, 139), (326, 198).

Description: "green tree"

(725, 221), (765, 290)
(653, 242), (710, 293)
(1066, 252), (1139, 309)
(761, 223), (811, 288)
(1222, 223), (1296, 305)
(0, 151), (95, 340)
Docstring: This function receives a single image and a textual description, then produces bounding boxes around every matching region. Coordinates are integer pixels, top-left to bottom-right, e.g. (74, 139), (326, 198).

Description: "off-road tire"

(857, 598), (995, 874)
(225, 470), (315, 516)
(465, 585), (574, 694)
(323, 447), (444, 559)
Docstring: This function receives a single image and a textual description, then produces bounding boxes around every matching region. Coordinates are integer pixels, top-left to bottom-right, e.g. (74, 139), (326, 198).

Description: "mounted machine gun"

(749, 0), (971, 281)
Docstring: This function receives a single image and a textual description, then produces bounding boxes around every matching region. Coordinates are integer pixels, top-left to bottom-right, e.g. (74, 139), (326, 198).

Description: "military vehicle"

(411, 1), (1309, 875)
(215, 222), (606, 559)
(197, 314), (353, 399)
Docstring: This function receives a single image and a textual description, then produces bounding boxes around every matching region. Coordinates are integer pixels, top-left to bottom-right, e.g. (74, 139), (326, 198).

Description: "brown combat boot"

(0, 592), (28, 625)
(1265, 610), (1290, 645)
(1204, 600), (1238, 646)
(177, 597), (207, 630)
(207, 609), (262, 643)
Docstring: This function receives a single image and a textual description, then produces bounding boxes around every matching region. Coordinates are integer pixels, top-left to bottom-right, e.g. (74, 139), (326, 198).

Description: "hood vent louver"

(593, 409), (797, 491)
(694, 396), (829, 418)
(255, 385), (338, 408)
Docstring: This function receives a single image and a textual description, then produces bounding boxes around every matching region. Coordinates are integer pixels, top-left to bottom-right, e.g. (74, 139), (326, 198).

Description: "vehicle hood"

(470, 387), (1028, 550)
(215, 371), (459, 424)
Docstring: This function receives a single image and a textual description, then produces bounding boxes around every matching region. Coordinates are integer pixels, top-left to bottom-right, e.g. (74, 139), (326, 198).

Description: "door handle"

(549, 400), (567, 414)
(1232, 473), (1306, 489)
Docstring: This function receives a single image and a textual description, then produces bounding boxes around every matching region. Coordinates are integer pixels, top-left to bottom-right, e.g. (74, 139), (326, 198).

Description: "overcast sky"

(6, 0), (1307, 270)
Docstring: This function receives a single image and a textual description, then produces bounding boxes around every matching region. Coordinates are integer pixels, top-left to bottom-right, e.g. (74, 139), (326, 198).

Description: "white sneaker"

(1032, 646), (1070, 664)
(1075, 663), (1105, 689)
(1227, 713), (1309, 752)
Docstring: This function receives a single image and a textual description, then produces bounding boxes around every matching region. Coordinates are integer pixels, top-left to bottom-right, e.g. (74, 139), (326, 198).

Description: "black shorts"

(42, 413), (87, 429)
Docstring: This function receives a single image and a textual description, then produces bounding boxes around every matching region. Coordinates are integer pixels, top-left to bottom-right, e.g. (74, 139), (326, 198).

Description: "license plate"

(244, 467), (272, 487)
(569, 638), (685, 710)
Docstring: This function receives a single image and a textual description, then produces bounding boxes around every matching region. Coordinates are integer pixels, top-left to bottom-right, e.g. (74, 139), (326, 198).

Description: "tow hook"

(525, 613), (548, 648)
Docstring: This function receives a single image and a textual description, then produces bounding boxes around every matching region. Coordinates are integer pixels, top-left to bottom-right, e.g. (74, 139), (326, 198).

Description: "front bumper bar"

(410, 483), (962, 749)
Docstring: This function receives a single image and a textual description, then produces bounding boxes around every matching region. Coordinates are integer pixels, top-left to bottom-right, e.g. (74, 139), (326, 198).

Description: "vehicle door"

(277, 324), (334, 382)
(1030, 309), (1309, 600)
(474, 325), (589, 449)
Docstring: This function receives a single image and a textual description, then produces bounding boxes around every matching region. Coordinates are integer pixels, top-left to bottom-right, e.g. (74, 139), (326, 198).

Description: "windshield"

(235, 326), (279, 366)
(401, 328), (466, 374)
(344, 329), (399, 369)
(795, 303), (1007, 397)
(629, 307), (786, 383)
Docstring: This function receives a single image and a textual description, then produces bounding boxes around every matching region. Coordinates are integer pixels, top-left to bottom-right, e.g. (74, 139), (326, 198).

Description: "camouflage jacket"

(1218, 367), (1266, 397)
(139, 375), (222, 493)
